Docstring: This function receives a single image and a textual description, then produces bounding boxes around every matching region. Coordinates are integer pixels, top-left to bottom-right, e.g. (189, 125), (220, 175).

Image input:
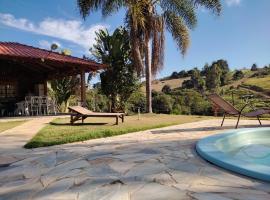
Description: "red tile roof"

(0, 42), (105, 70)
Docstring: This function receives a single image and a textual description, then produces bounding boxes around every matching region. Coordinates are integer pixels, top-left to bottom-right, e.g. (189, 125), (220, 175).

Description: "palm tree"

(77, 0), (222, 113)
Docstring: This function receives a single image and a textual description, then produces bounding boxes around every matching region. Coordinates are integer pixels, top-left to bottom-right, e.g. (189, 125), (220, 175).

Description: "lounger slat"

(244, 109), (270, 117)
(208, 94), (239, 115)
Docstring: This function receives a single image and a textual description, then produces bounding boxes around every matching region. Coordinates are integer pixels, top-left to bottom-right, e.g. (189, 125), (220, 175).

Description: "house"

(0, 42), (105, 116)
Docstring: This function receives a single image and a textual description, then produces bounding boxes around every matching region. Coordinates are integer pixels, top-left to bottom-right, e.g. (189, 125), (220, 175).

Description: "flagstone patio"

(1, 118), (270, 200)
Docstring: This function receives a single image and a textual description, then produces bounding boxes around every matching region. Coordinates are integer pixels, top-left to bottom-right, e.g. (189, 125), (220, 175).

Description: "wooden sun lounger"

(208, 94), (270, 129)
(68, 106), (125, 125)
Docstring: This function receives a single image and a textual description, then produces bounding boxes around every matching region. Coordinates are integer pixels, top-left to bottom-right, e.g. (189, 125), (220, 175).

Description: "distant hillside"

(241, 75), (270, 97)
(140, 67), (270, 98)
(141, 77), (190, 92)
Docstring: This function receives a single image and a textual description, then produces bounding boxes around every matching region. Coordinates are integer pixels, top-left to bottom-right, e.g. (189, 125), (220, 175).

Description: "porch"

(0, 42), (105, 117)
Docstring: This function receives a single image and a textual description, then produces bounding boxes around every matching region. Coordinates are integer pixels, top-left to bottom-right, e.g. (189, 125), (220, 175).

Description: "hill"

(242, 76), (270, 95)
(140, 68), (270, 100)
(141, 77), (190, 93)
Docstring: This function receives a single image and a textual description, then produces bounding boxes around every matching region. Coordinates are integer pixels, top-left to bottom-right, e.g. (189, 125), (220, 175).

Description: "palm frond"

(160, 0), (197, 29)
(164, 11), (190, 55)
(77, 0), (125, 19)
(193, 0), (222, 15)
(77, 0), (104, 19)
(101, 0), (125, 17)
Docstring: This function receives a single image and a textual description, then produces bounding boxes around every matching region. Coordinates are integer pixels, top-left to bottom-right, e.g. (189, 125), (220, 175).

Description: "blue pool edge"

(196, 128), (270, 182)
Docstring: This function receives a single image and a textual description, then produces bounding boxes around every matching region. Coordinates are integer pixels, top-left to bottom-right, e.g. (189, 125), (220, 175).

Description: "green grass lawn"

(0, 120), (27, 133)
(25, 114), (210, 148)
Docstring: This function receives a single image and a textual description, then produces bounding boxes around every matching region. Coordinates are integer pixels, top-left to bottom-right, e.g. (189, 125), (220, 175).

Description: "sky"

(0, 0), (270, 80)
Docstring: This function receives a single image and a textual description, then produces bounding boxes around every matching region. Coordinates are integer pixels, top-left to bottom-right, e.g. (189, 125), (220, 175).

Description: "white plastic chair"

(39, 96), (48, 115)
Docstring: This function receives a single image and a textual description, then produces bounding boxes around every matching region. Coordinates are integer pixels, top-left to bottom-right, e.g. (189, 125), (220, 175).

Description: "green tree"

(91, 27), (139, 112)
(170, 71), (179, 79)
(77, 0), (222, 113)
(205, 63), (222, 91)
(162, 84), (172, 94)
(215, 59), (230, 85)
(251, 63), (258, 71)
(233, 70), (244, 80)
(152, 93), (173, 114)
(191, 68), (205, 91)
(126, 90), (146, 113)
(86, 89), (109, 112)
(49, 44), (78, 112)
(182, 79), (194, 89)
(178, 70), (188, 78)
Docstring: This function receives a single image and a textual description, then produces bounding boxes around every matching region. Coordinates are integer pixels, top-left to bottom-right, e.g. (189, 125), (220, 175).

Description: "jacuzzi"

(196, 128), (270, 182)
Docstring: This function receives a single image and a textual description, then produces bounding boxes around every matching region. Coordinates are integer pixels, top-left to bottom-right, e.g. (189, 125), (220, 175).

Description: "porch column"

(44, 80), (48, 96)
(80, 69), (86, 107)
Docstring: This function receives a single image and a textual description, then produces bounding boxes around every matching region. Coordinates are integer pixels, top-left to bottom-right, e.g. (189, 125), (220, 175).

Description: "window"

(0, 83), (17, 98)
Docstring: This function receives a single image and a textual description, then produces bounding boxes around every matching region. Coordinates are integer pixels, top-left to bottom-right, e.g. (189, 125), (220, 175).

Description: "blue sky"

(1, 0), (270, 79)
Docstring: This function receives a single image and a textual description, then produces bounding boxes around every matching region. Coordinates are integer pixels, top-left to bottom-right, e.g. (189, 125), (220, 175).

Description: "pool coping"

(196, 128), (270, 182)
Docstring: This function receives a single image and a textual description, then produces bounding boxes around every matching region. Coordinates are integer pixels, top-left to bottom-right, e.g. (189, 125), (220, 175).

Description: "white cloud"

(225, 0), (242, 6)
(0, 13), (108, 51)
(38, 40), (61, 50)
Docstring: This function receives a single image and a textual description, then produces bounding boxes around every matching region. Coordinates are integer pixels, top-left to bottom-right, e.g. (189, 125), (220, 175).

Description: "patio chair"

(39, 96), (48, 115)
(68, 106), (125, 125)
(31, 96), (40, 115)
(25, 96), (32, 115)
(208, 94), (270, 128)
(47, 99), (57, 115)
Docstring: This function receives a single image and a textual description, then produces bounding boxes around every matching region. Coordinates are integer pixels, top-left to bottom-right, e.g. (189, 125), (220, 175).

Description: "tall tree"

(205, 63), (222, 91)
(91, 27), (139, 112)
(213, 59), (229, 85)
(191, 68), (205, 92)
(77, 0), (222, 112)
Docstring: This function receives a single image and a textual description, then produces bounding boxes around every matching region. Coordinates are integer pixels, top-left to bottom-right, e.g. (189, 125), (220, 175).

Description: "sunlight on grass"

(244, 75), (270, 91)
(0, 120), (27, 133)
(25, 114), (210, 148)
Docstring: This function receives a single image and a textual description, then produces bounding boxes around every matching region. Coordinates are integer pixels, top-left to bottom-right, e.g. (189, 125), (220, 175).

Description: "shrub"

(152, 93), (174, 114)
(86, 90), (109, 112)
(182, 80), (194, 89)
(171, 103), (182, 115)
(162, 85), (172, 94)
(233, 70), (244, 80)
(126, 91), (146, 114)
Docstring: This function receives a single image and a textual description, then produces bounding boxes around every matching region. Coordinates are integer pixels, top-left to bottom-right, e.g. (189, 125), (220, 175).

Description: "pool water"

(226, 144), (270, 166)
(196, 128), (270, 182)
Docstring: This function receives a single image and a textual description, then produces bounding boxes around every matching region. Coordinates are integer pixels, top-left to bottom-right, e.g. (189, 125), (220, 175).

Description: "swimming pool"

(196, 128), (270, 182)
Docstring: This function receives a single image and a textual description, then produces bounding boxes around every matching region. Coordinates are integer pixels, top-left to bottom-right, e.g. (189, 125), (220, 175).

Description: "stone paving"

(0, 116), (57, 154)
(1, 118), (270, 200)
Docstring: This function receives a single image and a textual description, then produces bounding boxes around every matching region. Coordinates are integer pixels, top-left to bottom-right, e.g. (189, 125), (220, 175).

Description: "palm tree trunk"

(145, 36), (152, 113)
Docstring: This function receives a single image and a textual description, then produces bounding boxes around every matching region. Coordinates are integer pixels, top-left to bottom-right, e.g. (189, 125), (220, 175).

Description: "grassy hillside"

(141, 77), (190, 92)
(242, 75), (270, 94)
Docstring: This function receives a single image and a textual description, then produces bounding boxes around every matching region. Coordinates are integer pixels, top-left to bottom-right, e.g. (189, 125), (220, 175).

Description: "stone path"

(0, 118), (270, 200)
(0, 116), (56, 154)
